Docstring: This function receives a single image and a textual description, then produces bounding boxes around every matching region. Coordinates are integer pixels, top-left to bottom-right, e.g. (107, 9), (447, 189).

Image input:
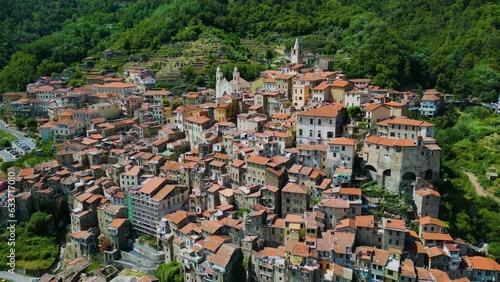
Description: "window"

(299, 129), (303, 136)
(318, 131), (321, 138)
(341, 146), (345, 151)
(310, 118), (313, 124)
(318, 119), (321, 125)
(327, 132), (333, 138)
(309, 130), (313, 137)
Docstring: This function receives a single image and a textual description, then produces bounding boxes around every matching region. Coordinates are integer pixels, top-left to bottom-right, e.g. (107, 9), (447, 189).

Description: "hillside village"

(1, 39), (499, 282)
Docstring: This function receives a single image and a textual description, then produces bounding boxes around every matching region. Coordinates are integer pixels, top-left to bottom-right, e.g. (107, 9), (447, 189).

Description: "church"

(290, 37), (304, 64)
(215, 66), (251, 98)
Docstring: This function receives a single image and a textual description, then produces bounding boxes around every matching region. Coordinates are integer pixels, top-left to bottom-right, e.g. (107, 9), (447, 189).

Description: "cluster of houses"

(1, 40), (498, 282)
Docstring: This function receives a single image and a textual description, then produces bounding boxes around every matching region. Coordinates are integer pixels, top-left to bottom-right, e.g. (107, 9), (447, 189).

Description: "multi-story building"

(245, 155), (270, 186)
(281, 183), (308, 217)
(382, 218), (406, 251)
(344, 89), (370, 107)
(96, 82), (137, 97)
(89, 102), (121, 120)
(330, 80), (354, 102)
(326, 137), (357, 175)
(376, 117), (435, 140)
(419, 89), (442, 117)
(292, 73), (325, 108)
(316, 197), (351, 229)
(362, 103), (391, 128)
(296, 103), (347, 145)
(184, 114), (214, 149)
(236, 113), (268, 132)
(361, 136), (441, 193)
(418, 216), (448, 237)
(54, 120), (85, 142)
(297, 144), (328, 170)
(413, 187), (441, 218)
(97, 204), (127, 238)
(2, 92), (23, 121)
(463, 256), (500, 282)
(119, 166), (143, 191)
(384, 101), (409, 117)
(275, 74), (294, 99)
(129, 177), (188, 235)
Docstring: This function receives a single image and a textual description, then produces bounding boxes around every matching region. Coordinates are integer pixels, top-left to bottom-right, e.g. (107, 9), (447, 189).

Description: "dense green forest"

(431, 105), (500, 260)
(0, 212), (58, 270)
(0, 0), (499, 101)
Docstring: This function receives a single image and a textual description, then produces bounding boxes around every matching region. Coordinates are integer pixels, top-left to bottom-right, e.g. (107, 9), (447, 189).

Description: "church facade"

(215, 66), (251, 98)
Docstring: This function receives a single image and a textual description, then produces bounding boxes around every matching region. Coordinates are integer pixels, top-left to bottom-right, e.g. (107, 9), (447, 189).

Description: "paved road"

(0, 150), (15, 162)
(0, 271), (33, 282)
(0, 120), (37, 162)
(465, 172), (500, 205)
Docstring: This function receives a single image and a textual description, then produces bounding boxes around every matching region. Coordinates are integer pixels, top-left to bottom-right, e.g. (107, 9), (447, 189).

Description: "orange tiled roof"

(464, 256), (500, 271)
(365, 136), (416, 147)
(297, 103), (346, 118)
(421, 232), (454, 241)
(419, 216), (447, 227)
(328, 137), (357, 146)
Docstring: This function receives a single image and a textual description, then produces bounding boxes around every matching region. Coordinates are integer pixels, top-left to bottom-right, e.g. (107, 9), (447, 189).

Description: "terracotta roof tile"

(297, 103), (346, 118)
(282, 183), (307, 194)
(328, 137), (357, 146)
(464, 256), (500, 271)
(422, 232), (454, 241)
(419, 216), (447, 227)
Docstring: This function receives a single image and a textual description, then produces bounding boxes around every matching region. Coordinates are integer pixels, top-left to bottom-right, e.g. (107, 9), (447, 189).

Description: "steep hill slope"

(0, 0), (498, 100)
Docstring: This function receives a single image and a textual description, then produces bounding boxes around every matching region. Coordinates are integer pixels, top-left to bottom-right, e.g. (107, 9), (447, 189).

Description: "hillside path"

(464, 172), (500, 205)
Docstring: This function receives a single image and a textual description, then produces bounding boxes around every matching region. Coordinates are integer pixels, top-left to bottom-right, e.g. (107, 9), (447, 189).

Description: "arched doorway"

(365, 165), (377, 180)
(365, 165), (377, 172)
(424, 169), (433, 180)
(402, 171), (417, 181)
(382, 169), (391, 188)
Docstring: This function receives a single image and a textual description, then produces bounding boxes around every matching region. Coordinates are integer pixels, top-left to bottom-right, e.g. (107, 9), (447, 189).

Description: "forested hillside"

(431, 105), (500, 260)
(0, 0), (499, 101)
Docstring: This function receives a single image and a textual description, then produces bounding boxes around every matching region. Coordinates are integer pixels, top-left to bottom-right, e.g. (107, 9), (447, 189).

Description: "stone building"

(361, 136), (441, 193)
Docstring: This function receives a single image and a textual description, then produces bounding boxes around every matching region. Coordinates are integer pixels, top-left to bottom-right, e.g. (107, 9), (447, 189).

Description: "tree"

(162, 98), (171, 107)
(347, 106), (363, 121)
(194, 76), (205, 87)
(231, 261), (247, 281)
(26, 212), (54, 236)
(265, 49), (274, 59)
(156, 261), (183, 282)
(14, 115), (25, 129)
(0, 139), (10, 149)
